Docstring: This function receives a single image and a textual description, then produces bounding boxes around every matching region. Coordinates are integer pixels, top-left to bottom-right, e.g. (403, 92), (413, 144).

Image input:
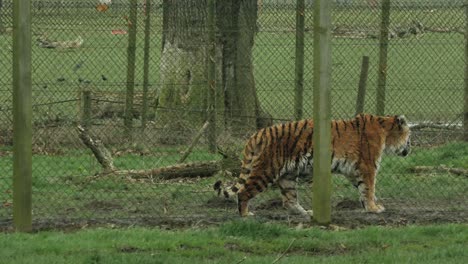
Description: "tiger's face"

(384, 115), (411, 157)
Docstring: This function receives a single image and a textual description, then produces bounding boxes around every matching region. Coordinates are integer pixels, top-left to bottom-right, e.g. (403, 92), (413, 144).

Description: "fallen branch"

(115, 161), (221, 180)
(410, 123), (461, 130)
(78, 125), (240, 181)
(37, 34), (83, 49)
(272, 238), (297, 264)
(77, 125), (115, 172)
(411, 166), (468, 177)
(424, 27), (463, 34)
(179, 121), (209, 163)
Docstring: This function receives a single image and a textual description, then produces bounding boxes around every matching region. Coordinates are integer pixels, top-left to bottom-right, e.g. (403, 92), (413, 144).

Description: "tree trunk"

(157, 0), (270, 143)
(157, 0), (211, 144)
(218, 0), (272, 133)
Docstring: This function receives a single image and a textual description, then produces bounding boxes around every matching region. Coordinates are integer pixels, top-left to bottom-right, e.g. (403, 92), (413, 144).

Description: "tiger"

(214, 113), (411, 219)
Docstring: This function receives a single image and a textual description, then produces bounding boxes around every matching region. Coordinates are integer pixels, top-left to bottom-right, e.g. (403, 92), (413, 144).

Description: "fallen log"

(77, 125), (240, 181)
(115, 161), (221, 180)
(410, 166), (468, 177)
(77, 125), (115, 172)
(409, 123), (461, 130)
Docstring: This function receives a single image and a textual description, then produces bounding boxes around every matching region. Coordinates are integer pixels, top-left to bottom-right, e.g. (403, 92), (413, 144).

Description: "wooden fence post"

(376, 0), (390, 115)
(207, 0), (217, 153)
(12, 0), (32, 232)
(312, 0), (332, 225)
(355, 56), (369, 116)
(464, 2), (468, 142)
(141, 0), (152, 131)
(82, 90), (92, 130)
(0, 0), (4, 33)
(124, 0), (138, 138)
(295, 0), (305, 120)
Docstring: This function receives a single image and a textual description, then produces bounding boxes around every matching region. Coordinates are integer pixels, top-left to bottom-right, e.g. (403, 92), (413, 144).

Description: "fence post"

(294, 0), (305, 120)
(464, 2), (468, 142)
(376, 0), (390, 116)
(207, 0), (217, 153)
(82, 90), (92, 131)
(0, 0), (4, 33)
(141, 0), (152, 131)
(12, 0), (32, 232)
(312, 0), (332, 225)
(124, 0), (138, 138)
(355, 56), (369, 116)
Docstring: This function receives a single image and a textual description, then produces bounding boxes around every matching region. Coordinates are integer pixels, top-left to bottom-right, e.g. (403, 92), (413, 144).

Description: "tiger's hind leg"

(237, 172), (270, 217)
(237, 188), (255, 217)
(278, 174), (312, 219)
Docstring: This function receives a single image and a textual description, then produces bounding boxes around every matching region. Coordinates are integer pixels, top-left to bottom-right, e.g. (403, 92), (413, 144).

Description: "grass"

(0, 4), (465, 123)
(0, 141), (466, 222)
(0, 2), (466, 228)
(0, 221), (467, 263)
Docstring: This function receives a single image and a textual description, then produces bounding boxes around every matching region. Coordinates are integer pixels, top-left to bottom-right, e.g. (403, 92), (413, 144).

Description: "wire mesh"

(0, 0), (467, 229)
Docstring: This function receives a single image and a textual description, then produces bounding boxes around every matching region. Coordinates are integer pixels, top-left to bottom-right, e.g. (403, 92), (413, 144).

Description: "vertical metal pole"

(12, 0), (32, 232)
(355, 56), (369, 116)
(141, 0), (152, 130)
(124, 0), (138, 138)
(376, 0), (390, 115)
(207, 0), (217, 153)
(294, 0), (305, 120)
(312, 0), (332, 225)
(464, 3), (468, 142)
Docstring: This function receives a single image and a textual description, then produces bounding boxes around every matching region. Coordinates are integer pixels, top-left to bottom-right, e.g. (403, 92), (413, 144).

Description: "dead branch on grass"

(77, 125), (240, 181)
(77, 125), (115, 172)
(411, 166), (468, 178)
(410, 123), (461, 130)
(272, 238), (297, 264)
(114, 161), (221, 180)
(178, 121), (209, 163)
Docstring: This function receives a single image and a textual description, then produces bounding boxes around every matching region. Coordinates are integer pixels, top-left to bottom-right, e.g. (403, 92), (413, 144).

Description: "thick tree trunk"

(158, 0), (271, 143)
(157, 0), (211, 143)
(218, 0), (272, 133)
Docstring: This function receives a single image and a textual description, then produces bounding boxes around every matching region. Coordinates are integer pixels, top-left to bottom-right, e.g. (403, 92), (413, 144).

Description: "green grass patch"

(0, 142), (467, 221)
(1, 5), (465, 123)
(0, 222), (467, 264)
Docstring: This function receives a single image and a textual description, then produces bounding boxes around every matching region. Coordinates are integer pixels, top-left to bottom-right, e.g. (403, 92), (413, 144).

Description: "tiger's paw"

(294, 210), (313, 221)
(240, 211), (255, 217)
(365, 203), (385, 214)
(301, 210), (313, 221)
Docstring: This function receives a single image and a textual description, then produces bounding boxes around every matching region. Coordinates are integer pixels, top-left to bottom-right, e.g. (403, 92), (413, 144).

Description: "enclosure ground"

(1, 197), (466, 232)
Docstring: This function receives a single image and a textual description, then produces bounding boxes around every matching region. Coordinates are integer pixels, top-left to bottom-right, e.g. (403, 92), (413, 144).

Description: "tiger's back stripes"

(214, 113), (411, 218)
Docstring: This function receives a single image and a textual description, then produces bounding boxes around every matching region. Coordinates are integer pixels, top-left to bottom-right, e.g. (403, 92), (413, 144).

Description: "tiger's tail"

(213, 134), (259, 199)
(213, 180), (238, 199)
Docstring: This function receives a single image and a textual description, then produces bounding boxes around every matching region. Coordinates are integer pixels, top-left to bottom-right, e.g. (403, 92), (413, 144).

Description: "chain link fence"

(0, 0), (467, 229)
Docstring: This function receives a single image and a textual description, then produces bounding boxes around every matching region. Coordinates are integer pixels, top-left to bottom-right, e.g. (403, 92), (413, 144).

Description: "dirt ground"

(1, 196), (466, 232)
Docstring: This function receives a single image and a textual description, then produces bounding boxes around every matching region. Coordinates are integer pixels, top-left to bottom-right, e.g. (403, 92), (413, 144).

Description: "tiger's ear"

(396, 115), (407, 126)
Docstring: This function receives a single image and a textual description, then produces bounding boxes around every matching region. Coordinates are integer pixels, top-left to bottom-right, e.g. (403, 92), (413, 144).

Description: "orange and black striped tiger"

(214, 114), (411, 219)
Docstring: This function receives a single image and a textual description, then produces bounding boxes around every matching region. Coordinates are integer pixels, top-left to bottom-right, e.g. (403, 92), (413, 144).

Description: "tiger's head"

(383, 115), (411, 157)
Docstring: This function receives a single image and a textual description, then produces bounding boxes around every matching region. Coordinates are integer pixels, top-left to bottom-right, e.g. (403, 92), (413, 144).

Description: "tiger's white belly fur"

(279, 154), (361, 180)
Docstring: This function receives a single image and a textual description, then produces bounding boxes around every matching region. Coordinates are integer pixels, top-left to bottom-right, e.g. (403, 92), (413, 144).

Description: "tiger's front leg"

(278, 175), (312, 220)
(356, 170), (385, 213)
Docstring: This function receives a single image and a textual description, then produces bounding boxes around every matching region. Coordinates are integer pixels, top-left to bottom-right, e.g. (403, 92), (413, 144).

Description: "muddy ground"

(1, 197), (466, 232)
